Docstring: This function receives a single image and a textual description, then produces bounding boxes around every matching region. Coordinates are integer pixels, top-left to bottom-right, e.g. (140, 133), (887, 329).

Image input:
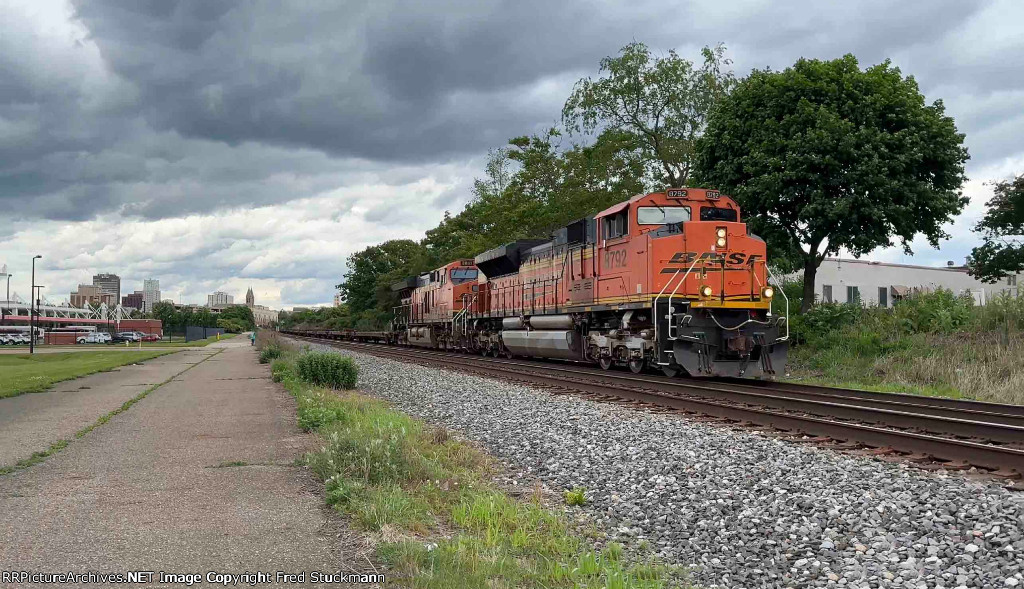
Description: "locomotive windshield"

(636, 206), (691, 225)
(450, 268), (479, 284)
(699, 206), (738, 222)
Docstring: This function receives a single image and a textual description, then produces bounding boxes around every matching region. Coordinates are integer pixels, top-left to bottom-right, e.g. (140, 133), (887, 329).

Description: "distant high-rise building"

(92, 273), (121, 302)
(207, 291), (234, 307)
(72, 285), (116, 308)
(122, 291), (145, 310)
(143, 279), (160, 313)
(245, 287), (255, 307)
(333, 292), (342, 307)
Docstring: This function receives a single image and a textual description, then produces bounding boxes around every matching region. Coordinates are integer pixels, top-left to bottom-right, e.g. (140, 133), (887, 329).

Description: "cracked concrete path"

(0, 349), (216, 469)
(0, 340), (368, 587)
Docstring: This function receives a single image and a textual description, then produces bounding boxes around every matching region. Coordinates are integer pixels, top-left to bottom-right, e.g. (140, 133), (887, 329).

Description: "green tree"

(218, 305), (255, 331)
(562, 42), (735, 187)
(422, 128), (646, 264)
(695, 55), (969, 311)
(339, 240), (429, 315)
(193, 307), (217, 328)
(151, 301), (178, 327)
(968, 175), (1024, 283)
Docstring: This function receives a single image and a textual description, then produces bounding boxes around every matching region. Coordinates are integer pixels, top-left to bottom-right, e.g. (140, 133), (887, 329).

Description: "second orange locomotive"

(392, 188), (789, 379)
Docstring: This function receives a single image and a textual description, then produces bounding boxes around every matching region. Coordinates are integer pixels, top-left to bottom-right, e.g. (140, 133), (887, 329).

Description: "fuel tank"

(501, 329), (581, 360)
(407, 327), (436, 348)
(527, 315), (574, 330)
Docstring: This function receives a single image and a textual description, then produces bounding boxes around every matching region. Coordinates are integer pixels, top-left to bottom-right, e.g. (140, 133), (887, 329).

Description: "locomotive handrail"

(765, 264), (791, 342)
(653, 254), (702, 365)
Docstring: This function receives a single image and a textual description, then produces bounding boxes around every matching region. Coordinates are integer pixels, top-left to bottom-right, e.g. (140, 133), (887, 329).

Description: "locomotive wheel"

(503, 348), (514, 359)
(598, 356), (614, 370)
(628, 357), (645, 374)
(661, 365), (680, 378)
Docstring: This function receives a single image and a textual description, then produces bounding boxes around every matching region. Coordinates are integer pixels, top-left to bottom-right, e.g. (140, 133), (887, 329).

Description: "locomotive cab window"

(450, 268), (478, 284)
(699, 207), (738, 222)
(602, 211), (628, 239)
(636, 206), (691, 225)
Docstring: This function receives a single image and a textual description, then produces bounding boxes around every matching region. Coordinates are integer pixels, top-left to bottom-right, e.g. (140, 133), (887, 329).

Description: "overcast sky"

(2, 0), (1022, 309)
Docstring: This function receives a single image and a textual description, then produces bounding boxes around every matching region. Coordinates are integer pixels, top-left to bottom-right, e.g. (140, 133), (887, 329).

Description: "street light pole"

(2, 272), (11, 325)
(30, 255), (41, 354)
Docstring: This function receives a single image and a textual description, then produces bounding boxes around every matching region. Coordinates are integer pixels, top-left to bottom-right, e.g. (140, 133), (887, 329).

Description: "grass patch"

(271, 351), (680, 588)
(143, 333), (238, 347)
(782, 287), (1024, 405)
(0, 350), (175, 399)
(0, 350), (220, 475)
(565, 487), (587, 506)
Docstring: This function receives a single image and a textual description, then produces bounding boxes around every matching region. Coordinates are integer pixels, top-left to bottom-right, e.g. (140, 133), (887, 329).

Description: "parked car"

(116, 331), (143, 342)
(77, 332), (111, 344)
(141, 333), (161, 342)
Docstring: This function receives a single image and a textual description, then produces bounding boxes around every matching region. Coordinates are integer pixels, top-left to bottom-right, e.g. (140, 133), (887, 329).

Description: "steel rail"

(290, 334), (1024, 428)
(286, 334), (1024, 474)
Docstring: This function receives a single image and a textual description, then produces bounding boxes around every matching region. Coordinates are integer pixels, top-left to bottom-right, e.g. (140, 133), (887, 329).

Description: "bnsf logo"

(668, 252), (762, 265)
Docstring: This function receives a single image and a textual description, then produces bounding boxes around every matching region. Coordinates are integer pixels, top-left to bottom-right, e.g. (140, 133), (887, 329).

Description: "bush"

(259, 342), (283, 364)
(794, 302), (864, 339)
(973, 292), (1024, 331)
(891, 289), (973, 334)
(295, 351), (358, 389)
(270, 359), (290, 382)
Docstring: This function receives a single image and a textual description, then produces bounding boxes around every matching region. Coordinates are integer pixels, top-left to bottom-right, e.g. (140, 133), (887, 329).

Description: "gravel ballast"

(308, 342), (1024, 589)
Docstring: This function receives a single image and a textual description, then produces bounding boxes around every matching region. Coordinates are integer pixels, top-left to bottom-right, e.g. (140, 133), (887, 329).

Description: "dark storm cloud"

(1, 0), (1021, 227)
(69, 0), (657, 162)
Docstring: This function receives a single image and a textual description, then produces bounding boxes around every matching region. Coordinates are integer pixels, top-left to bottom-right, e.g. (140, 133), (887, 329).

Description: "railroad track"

(286, 335), (1024, 481)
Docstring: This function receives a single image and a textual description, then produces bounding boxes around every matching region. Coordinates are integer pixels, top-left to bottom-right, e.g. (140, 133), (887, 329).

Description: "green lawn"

(0, 351), (175, 399)
(143, 332), (239, 347)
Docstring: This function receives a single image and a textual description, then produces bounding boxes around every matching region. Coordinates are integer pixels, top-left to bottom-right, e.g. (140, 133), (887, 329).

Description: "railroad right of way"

(290, 335), (1024, 482)
(299, 339), (1024, 589)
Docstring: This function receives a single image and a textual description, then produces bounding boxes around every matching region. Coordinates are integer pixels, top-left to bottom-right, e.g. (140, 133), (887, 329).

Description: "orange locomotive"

(392, 188), (789, 379)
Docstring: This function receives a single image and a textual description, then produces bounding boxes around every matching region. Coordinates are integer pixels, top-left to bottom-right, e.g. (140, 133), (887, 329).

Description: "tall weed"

(295, 351), (358, 389)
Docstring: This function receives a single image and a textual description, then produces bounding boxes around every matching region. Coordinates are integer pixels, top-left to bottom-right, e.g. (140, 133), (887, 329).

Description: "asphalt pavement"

(0, 339), (374, 586)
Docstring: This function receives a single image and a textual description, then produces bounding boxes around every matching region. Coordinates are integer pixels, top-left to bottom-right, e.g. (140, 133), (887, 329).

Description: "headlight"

(717, 228), (727, 238)
(700, 285), (713, 298)
(716, 237), (727, 247)
(763, 287), (774, 299)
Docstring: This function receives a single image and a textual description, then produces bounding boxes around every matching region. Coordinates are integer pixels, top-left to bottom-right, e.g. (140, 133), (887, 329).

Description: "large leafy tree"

(695, 55), (969, 311)
(968, 175), (1024, 282)
(422, 129), (646, 265)
(338, 240), (429, 315)
(562, 42), (735, 187)
(218, 305), (255, 330)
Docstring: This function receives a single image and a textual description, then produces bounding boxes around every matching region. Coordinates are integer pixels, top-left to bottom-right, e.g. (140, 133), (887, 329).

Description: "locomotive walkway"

(0, 340), (367, 585)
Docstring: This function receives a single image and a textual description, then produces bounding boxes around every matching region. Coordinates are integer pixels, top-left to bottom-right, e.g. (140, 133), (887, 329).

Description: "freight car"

(295, 188), (789, 379)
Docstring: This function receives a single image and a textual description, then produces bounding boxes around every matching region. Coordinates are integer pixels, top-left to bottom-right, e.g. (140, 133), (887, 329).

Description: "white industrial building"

(142, 279), (160, 313)
(803, 258), (1020, 307)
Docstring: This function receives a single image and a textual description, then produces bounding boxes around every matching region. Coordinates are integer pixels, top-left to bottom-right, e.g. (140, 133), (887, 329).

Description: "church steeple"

(245, 287), (254, 307)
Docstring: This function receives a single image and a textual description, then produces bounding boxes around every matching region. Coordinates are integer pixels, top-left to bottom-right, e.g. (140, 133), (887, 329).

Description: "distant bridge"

(1, 293), (134, 326)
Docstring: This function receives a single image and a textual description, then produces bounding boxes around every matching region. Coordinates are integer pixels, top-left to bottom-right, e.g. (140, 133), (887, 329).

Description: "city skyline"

(0, 262), (272, 310)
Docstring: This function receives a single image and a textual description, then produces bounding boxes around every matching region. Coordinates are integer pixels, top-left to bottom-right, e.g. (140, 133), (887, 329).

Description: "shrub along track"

(286, 335), (1024, 486)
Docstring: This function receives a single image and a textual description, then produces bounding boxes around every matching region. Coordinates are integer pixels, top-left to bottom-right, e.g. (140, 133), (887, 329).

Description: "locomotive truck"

(300, 188), (790, 379)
